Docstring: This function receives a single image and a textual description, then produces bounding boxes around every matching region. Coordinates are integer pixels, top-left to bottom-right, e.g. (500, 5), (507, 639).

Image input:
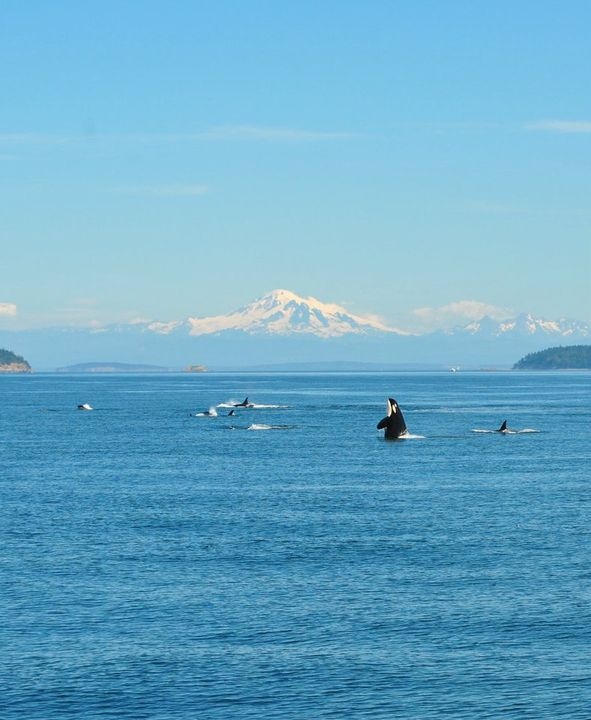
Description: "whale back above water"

(497, 420), (520, 433)
(377, 397), (408, 439)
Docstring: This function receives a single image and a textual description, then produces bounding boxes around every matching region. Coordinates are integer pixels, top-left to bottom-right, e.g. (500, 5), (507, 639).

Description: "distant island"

(56, 362), (172, 373)
(183, 364), (208, 373)
(514, 345), (591, 370)
(0, 348), (31, 373)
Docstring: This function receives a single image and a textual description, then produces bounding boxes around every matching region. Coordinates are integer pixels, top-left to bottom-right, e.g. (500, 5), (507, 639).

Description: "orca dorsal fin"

(499, 420), (507, 432)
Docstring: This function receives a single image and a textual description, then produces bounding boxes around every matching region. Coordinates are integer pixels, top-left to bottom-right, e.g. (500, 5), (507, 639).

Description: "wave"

(251, 404), (288, 409)
(247, 423), (291, 431)
(217, 401), (288, 409)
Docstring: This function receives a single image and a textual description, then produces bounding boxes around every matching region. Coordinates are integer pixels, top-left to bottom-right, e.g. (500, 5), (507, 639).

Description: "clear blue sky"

(1, 0), (589, 331)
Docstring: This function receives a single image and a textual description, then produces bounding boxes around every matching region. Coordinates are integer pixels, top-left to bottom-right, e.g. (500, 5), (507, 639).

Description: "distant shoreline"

(17, 367), (591, 376)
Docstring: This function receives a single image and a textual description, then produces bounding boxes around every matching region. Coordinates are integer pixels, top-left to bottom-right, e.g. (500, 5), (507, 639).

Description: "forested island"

(0, 348), (32, 373)
(514, 345), (591, 370)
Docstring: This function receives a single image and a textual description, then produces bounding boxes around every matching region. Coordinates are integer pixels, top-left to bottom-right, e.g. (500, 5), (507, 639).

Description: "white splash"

(195, 406), (218, 417)
(471, 428), (539, 434)
(247, 423), (290, 431)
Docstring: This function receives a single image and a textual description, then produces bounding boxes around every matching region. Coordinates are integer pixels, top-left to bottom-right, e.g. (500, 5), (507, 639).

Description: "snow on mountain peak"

(133, 290), (589, 342)
(146, 320), (183, 335)
(187, 289), (405, 337)
(457, 312), (589, 338)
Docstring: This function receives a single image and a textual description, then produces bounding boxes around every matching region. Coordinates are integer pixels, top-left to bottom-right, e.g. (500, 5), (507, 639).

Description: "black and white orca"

(77, 403), (93, 411)
(233, 397), (253, 408)
(228, 409), (236, 416)
(377, 397), (409, 439)
(497, 420), (516, 433)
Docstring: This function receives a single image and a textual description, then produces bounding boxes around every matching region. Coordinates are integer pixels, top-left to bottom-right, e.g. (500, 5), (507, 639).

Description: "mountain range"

(133, 289), (406, 338)
(1, 289), (588, 370)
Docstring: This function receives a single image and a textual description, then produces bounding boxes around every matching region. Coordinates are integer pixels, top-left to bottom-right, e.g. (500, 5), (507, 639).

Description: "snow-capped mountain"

(185, 289), (408, 337)
(2, 291), (589, 370)
(118, 293), (589, 342)
(456, 313), (590, 339)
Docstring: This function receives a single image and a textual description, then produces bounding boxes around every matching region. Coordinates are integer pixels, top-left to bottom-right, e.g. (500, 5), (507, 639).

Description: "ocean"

(1, 371), (590, 719)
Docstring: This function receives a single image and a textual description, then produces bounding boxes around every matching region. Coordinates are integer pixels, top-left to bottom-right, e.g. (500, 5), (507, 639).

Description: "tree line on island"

(514, 345), (591, 370)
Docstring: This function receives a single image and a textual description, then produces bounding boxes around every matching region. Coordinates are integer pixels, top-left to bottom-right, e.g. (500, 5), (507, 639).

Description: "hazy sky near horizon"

(1, 0), (590, 331)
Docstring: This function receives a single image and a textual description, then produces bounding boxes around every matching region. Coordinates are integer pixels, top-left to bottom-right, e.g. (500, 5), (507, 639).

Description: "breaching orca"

(233, 397), (253, 408)
(77, 403), (93, 411)
(377, 397), (408, 439)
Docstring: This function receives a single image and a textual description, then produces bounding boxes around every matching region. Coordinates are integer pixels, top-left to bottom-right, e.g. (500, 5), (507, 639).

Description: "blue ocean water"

(1, 372), (590, 719)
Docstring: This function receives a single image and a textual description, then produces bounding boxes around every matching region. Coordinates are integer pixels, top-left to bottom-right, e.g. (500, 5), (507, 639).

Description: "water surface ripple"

(1, 372), (590, 719)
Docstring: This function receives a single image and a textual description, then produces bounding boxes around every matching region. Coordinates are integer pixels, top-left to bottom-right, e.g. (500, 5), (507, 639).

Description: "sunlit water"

(1, 372), (590, 719)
